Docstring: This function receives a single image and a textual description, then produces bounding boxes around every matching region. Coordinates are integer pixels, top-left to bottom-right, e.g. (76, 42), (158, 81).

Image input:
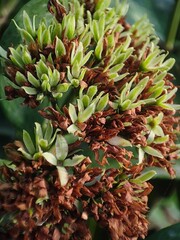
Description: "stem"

(166, 0), (180, 50)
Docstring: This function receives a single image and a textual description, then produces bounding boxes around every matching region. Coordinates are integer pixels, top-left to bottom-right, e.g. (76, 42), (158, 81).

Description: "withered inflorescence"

(0, 0), (179, 239)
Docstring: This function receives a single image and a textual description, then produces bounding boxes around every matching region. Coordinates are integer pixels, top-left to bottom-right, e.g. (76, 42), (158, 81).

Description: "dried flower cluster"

(0, 0), (179, 239)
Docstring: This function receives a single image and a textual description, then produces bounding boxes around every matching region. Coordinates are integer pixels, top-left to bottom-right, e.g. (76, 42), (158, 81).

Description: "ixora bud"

(0, 0), (179, 239)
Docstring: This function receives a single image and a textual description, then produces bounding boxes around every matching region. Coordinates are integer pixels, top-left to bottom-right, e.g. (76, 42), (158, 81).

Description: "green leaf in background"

(146, 223), (180, 240)
(0, 0), (51, 135)
(0, 0), (52, 49)
(126, 0), (175, 41)
(148, 191), (180, 231)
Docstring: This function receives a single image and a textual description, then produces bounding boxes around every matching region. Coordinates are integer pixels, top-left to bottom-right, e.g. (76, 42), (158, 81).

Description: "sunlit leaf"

(42, 152), (57, 165)
(63, 155), (86, 167)
(55, 134), (68, 161)
(131, 170), (157, 184)
(23, 130), (35, 155)
(143, 146), (164, 159)
(56, 166), (69, 186)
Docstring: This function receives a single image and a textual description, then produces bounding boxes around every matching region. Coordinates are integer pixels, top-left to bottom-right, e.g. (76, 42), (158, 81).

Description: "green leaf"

(42, 152), (57, 165)
(27, 72), (40, 87)
(9, 47), (24, 68)
(121, 99), (131, 111)
(55, 37), (66, 57)
(91, 20), (99, 42)
(143, 146), (164, 159)
(39, 139), (48, 149)
(44, 121), (53, 142)
(72, 61), (80, 78)
(125, 0), (175, 42)
(96, 93), (109, 111)
(107, 136), (132, 147)
(67, 124), (79, 134)
(138, 147), (145, 164)
(23, 10), (35, 37)
(55, 134), (68, 161)
(23, 130), (35, 155)
(18, 147), (32, 159)
(78, 103), (96, 122)
(15, 71), (27, 86)
(81, 50), (93, 66)
(95, 0), (111, 11)
(65, 14), (75, 40)
(154, 135), (169, 144)
(22, 86), (37, 95)
(69, 103), (78, 123)
(153, 125), (164, 137)
(87, 85), (98, 100)
(82, 95), (90, 108)
(35, 196), (49, 205)
(0, 0), (52, 49)
(56, 166), (69, 186)
(0, 159), (16, 170)
(63, 155), (86, 167)
(109, 63), (124, 74)
(13, 20), (35, 43)
(131, 170), (157, 184)
(95, 38), (104, 60)
(146, 223), (180, 240)
(0, 46), (7, 59)
(128, 76), (149, 102)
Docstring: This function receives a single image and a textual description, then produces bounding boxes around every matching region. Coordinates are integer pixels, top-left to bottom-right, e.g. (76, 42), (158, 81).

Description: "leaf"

(63, 155), (86, 167)
(143, 146), (164, 159)
(23, 10), (35, 37)
(131, 170), (157, 184)
(56, 166), (69, 186)
(95, 0), (111, 11)
(44, 121), (53, 142)
(107, 136), (132, 147)
(23, 130), (35, 155)
(22, 86), (37, 95)
(153, 125), (164, 137)
(42, 152), (57, 165)
(87, 85), (98, 100)
(154, 135), (169, 144)
(15, 71), (27, 86)
(55, 134), (68, 161)
(65, 14), (75, 40)
(96, 93), (109, 111)
(0, 159), (16, 170)
(125, 0), (175, 42)
(0, 0), (52, 49)
(69, 103), (78, 123)
(27, 72), (40, 88)
(146, 223), (180, 240)
(127, 76), (149, 102)
(55, 37), (66, 57)
(138, 147), (145, 164)
(95, 37), (103, 60)
(0, 46), (7, 59)
(121, 99), (131, 111)
(78, 103), (96, 122)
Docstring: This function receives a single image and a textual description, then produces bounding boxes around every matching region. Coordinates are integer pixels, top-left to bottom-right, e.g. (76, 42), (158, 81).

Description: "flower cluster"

(0, 0), (179, 239)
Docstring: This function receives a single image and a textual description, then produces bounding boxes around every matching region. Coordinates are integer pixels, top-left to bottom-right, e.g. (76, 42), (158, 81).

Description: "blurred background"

(0, 0), (180, 239)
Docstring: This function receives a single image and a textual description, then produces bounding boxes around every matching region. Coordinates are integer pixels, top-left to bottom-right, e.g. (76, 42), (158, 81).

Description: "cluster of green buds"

(19, 121), (86, 186)
(68, 85), (109, 134)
